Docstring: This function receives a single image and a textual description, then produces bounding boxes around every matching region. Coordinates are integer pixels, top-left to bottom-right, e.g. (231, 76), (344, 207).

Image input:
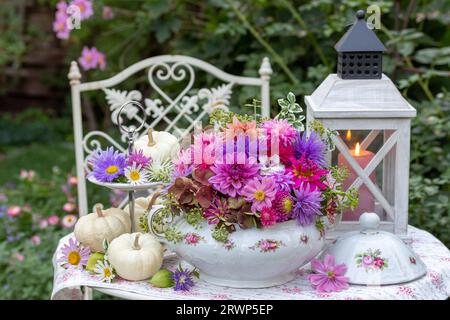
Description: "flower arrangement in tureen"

(161, 93), (358, 242)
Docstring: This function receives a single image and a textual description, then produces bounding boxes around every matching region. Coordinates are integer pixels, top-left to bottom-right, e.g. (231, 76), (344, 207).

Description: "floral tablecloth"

(51, 226), (450, 300)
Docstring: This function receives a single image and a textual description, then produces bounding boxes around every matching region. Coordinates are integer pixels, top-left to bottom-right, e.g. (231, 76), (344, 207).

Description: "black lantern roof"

(335, 10), (386, 53)
(335, 10), (386, 79)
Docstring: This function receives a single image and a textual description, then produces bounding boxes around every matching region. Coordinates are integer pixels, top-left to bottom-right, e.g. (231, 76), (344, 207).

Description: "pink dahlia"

(209, 162), (260, 197)
(260, 207), (277, 226)
(203, 198), (228, 225)
(309, 254), (349, 293)
(262, 119), (296, 148)
(287, 155), (328, 191)
(241, 177), (277, 212)
(273, 191), (293, 221)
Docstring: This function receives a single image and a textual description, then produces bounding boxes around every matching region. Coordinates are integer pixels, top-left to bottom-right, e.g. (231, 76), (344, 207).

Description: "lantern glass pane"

(330, 130), (394, 223)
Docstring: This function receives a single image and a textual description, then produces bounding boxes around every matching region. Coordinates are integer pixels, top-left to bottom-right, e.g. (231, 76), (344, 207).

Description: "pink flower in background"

(48, 215), (60, 226)
(7, 206), (21, 217)
(97, 51), (107, 70)
(39, 219), (49, 229)
(63, 202), (76, 212)
(0, 194), (7, 202)
(309, 255), (349, 293)
(102, 5), (114, 20)
(14, 253), (25, 262)
(31, 235), (41, 246)
(78, 47), (107, 71)
(62, 214), (78, 228)
(68, 176), (78, 186)
(71, 0), (94, 20)
(78, 46), (99, 70)
(19, 169), (35, 181)
(53, 2), (70, 39)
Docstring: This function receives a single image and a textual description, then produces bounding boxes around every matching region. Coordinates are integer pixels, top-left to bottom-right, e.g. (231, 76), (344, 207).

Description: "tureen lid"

(321, 212), (427, 285)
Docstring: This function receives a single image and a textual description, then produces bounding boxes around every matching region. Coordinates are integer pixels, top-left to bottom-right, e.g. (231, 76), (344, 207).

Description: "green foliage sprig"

(275, 92), (305, 131)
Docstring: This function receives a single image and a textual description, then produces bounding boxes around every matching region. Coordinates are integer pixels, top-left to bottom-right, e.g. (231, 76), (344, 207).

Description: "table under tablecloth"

(51, 226), (450, 300)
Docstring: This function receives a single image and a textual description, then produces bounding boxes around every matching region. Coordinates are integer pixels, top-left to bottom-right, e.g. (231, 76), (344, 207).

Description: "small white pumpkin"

(74, 204), (131, 253)
(123, 191), (163, 232)
(134, 128), (180, 162)
(108, 232), (163, 281)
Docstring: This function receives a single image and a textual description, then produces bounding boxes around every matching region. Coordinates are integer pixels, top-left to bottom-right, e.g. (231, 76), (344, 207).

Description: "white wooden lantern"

(305, 74), (416, 242)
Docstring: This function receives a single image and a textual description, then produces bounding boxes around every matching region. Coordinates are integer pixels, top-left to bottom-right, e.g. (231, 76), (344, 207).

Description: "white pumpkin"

(134, 128), (180, 162)
(108, 232), (163, 281)
(123, 191), (163, 232)
(74, 204), (131, 253)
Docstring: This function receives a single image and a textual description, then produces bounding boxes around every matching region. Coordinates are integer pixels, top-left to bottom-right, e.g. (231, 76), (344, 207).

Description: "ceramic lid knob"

(359, 212), (380, 231)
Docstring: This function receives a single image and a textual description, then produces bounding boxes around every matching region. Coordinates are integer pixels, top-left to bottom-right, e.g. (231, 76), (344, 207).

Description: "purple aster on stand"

(172, 265), (196, 291)
(209, 162), (261, 197)
(127, 149), (152, 168)
(292, 184), (323, 226)
(88, 147), (126, 182)
(293, 132), (327, 166)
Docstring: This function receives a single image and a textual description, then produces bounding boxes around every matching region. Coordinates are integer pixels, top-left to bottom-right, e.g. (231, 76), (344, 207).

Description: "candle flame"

(355, 142), (361, 156)
(346, 130), (352, 141)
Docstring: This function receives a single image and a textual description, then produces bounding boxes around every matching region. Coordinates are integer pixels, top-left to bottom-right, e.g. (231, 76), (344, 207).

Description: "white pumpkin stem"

(147, 191), (162, 211)
(95, 204), (104, 217)
(132, 233), (141, 250)
(147, 128), (156, 147)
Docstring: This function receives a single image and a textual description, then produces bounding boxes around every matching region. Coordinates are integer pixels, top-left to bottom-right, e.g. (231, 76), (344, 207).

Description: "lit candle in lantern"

(338, 139), (376, 221)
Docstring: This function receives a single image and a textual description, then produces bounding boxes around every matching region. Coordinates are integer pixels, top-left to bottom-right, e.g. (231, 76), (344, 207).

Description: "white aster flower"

(94, 259), (115, 283)
(125, 163), (149, 185)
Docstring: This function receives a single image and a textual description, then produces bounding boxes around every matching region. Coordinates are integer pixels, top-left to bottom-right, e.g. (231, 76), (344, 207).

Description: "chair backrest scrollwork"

(68, 55), (272, 217)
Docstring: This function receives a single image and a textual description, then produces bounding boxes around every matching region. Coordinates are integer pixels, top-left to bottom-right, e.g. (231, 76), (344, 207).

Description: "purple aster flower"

(127, 149), (152, 168)
(209, 162), (260, 197)
(172, 266), (195, 291)
(293, 132), (327, 166)
(292, 184), (323, 226)
(57, 237), (90, 269)
(265, 170), (295, 192)
(89, 147), (126, 182)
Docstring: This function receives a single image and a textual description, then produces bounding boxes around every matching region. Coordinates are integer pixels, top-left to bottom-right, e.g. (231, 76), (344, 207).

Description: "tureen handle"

(359, 212), (380, 233)
(146, 204), (175, 245)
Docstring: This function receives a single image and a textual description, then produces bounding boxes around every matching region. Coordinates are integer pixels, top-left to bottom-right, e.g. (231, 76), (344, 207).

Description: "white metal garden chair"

(68, 55), (272, 220)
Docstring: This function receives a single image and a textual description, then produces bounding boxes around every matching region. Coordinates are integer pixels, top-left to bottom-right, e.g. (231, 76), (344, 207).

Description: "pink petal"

(311, 258), (325, 273)
(323, 254), (335, 269)
(332, 263), (347, 276)
(308, 274), (327, 286)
